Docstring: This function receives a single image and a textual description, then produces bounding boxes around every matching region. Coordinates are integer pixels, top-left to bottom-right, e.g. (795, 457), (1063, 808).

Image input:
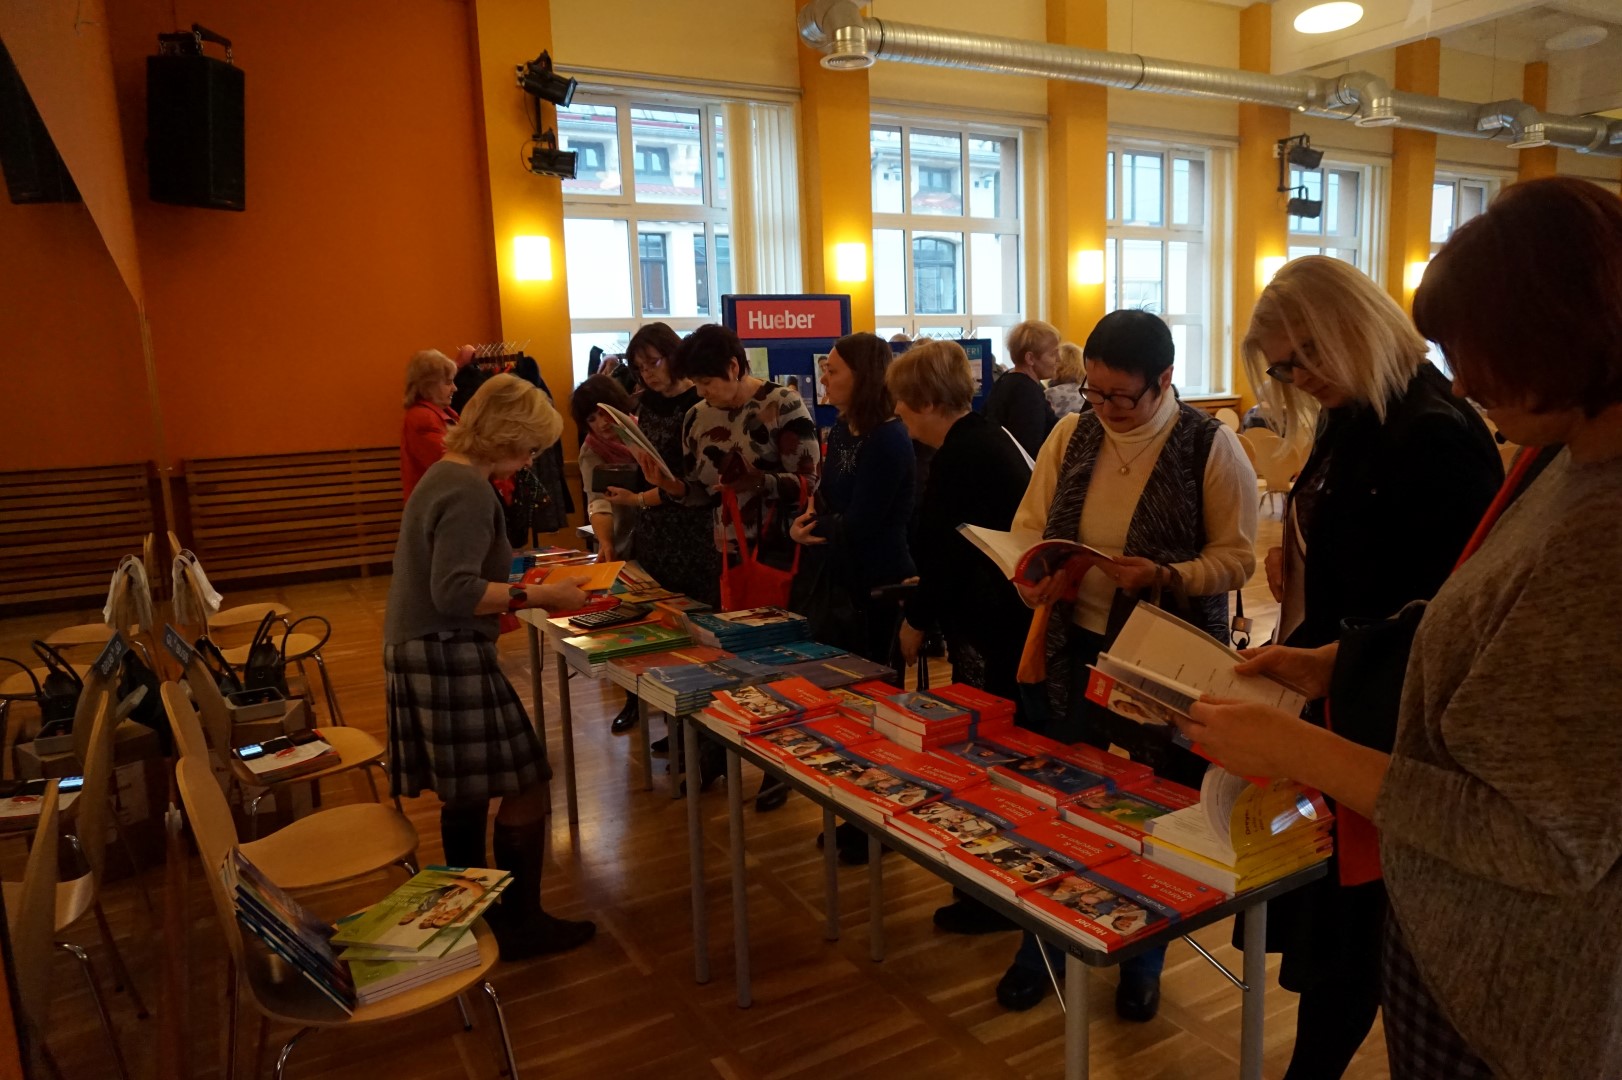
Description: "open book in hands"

(957, 524), (1119, 588)
(597, 402), (677, 483)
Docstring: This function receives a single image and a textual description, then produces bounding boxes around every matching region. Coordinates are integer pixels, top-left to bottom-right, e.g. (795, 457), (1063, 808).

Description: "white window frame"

(561, 90), (733, 382)
(870, 115), (1027, 353)
(1105, 137), (1219, 396)
(1286, 158), (1378, 275)
(1430, 171), (1501, 256)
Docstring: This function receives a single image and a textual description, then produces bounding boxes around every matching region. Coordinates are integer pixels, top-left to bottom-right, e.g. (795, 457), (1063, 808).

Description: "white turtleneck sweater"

(1012, 392), (1258, 633)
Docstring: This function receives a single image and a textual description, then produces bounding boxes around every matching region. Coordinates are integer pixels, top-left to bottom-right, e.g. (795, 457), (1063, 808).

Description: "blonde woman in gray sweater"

(1179, 177), (1622, 1079)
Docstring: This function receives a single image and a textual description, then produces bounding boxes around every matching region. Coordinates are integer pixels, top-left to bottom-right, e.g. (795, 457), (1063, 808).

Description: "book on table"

(778, 654), (897, 690)
(521, 559), (624, 593)
(821, 738), (985, 824)
(928, 684), (1018, 724)
(604, 645), (731, 695)
(870, 688), (1013, 751)
(1059, 775), (1201, 854)
(558, 622), (693, 670)
(957, 524), (1119, 586)
(684, 607), (811, 650)
(732, 641), (849, 667)
(707, 676), (839, 732)
(887, 781), (1055, 852)
(224, 848), (357, 1012)
(984, 729), (1152, 806)
(943, 833), (1074, 900)
(231, 730), (338, 784)
(1020, 853), (1223, 953)
(329, 866), (511, 955)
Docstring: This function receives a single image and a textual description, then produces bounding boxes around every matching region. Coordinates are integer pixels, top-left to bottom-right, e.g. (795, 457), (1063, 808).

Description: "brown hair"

(832, 332), (895, 434)
(1415, 176), (1622, 416)
(626, 321), (682, 368)
(887, 339), (976, 413)
(1053, 342), (1084, 385)
(569, 373), (636, 430)
(670, 323), (749, 382)
(403, 349), (456, 408)
(443, 373), (562, 462)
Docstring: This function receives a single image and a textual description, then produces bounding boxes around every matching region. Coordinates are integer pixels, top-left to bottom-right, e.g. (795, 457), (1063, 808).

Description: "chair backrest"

(174, 757), (246, 963)
(9, 781), (60, 1042)
(1255, 438), (1306, 490)
(1235, 431), (1259, 469)
(73, 689), (126, 887)
(178, 659), (233, 753)
(1214, 407), (1240, 432)
(69, 667), (113, 771)
(162, 680), (211, 763)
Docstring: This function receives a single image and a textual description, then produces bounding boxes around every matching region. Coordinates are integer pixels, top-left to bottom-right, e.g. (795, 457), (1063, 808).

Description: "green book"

(561, 621), (691, 660)
(328, 866), (510, 955)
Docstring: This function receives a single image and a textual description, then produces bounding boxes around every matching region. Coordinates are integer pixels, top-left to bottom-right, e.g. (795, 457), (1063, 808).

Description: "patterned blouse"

(679, 381), (821, 553)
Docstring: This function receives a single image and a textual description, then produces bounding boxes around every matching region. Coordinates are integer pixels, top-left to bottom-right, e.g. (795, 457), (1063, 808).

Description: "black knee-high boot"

(487, 819), (596, 960)
(439, 800), (490, 869)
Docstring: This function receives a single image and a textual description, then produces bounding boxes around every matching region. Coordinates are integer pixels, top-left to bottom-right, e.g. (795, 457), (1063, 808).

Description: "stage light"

(527, 129), (578, 180)
(515, 51), (576, 107)
(1287, 195), (1323, 218)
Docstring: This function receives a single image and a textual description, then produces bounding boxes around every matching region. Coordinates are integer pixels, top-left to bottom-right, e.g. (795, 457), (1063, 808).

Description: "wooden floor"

(0, 510), (1392, 1080)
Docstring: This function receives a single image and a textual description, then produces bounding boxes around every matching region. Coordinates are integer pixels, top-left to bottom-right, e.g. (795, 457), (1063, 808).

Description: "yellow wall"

(1385, 39), (1439, 313)
(1047, 0), (1110, 342)
(551, 0), (799, 90)
(1232, 3), (1288, 415)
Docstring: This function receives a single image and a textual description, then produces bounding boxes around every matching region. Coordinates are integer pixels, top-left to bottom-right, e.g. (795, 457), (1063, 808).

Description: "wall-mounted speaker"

(147, 34), (244, 211)
(0, 39), (81, 205)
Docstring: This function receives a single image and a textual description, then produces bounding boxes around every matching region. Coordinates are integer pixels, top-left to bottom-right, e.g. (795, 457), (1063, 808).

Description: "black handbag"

(30, 641), (82, 731)
(117, 644), (171, 754)
(194, 634), (245, 697)
(242, 611), (290, 695)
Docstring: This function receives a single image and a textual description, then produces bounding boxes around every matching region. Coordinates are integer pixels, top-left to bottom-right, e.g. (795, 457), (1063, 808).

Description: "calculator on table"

(568, 603), (651, 630)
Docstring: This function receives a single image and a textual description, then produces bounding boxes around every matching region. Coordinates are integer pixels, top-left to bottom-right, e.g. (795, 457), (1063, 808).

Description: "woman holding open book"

(996, 309), (1257, 1018)
(384, 373), (597, 961)
(1183, 177), (1622, 1080)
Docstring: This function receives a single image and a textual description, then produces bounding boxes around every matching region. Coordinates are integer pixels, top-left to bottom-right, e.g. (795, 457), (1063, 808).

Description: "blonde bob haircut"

(887, 339), (976, 413)
(403, 349), (457, 408)
(442, 373), (563, 463)
(1053, 342), (1085, 385)
(1006, 319), (1061, 369)
(1242, 256), (1427, 445)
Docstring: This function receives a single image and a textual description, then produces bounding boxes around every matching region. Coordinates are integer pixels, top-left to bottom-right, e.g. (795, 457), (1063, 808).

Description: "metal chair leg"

(93, 901), (148, 1017)
(481, 980), (520, 1079)
(455, 993), (474, 1030)
(58, 942), (131, 1080)
(224, 957), (240, 1080)
(272, 1026), (313, 1080)
(311, 651), (344, 726)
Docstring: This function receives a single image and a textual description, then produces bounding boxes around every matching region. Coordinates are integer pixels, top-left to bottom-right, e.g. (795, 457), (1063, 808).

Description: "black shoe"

(609, 698), (640, 735)
(815, 822), (874, 864)
(933, 898), (1020, 935)
(995, 965), (1054, 1012)
(699, 742), (727, 792)
(490, 910), (597, 961)
(754, 777), (789, 812)
(651, 736), (670, 756)
(1114, 971), (1161, 1022)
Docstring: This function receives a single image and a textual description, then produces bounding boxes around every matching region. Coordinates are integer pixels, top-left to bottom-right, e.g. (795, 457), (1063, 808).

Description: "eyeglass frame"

(1265, 340), (1317, 384)
(1079, 379), (1159, 410)
(631, 353), (667, 373)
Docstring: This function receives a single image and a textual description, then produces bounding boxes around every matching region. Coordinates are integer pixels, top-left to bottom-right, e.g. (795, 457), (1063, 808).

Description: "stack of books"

(1141, 768), (1334, 894)
(224, 849), (357, 1011)
(779, 654), (896, 689)
(704, 676), (840, 737)
(944, 817), (1127, 901)
(747, 713), (878, 787)
(1020, 854), (1223, 953)
(823, 739), (984, 824)
(871, 690), (1004, 752)
(733, 640), (849, 667)
(329, 865), (512, 1004)
(684, 607), (811, 651)
(887, 781), (1054, 855)
(231, 731), (338, 784)
(557, 621), (693, 675)
(635, 654), (775, 716)
(984, 729), (1152, 806)
(1059, 775), (1202, 853)
(604, 645), (729, 695)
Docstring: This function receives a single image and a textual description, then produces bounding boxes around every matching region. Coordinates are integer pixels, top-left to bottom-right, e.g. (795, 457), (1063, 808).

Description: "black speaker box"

(0, 40), (80, 205)
(146, 52), (244, 210)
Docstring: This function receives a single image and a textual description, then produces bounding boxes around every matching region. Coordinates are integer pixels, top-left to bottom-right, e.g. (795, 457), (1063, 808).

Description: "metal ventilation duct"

(797, 0), (1622, 156)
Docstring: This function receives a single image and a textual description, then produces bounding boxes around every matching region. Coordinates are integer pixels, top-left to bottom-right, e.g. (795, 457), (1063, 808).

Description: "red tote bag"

(718, 478), (808, 611)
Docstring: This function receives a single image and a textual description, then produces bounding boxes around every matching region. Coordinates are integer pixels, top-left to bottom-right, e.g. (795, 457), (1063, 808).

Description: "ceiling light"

(1294, 2), (1364, 34)
(1545, 25), (1607, 52)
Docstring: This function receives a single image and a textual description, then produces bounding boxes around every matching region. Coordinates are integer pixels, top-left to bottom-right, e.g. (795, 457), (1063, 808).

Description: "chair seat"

(43, 624), (117, 647)
(231, 726), (384, 790)
(247, 921), (498, 1028)
(0, 662), (94, 699)
(219, 634), (324, 668)
(240, 803), (417, 891)
(2, 872), (96, 933)
(207, 603), (292, 632)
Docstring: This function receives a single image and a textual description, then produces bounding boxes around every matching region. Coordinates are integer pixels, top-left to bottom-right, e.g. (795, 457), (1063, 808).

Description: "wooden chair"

(176, 757), (521, 1080)
(1214, 406), (1240, 432)
(161, 683), (418, 890)
(179, 655), (390, 837)
(2, 690), (150, 1080)
(8, 780), (61, 1077)
(1235, 430), (1259, 469)
(1248, 429), (1306, 516)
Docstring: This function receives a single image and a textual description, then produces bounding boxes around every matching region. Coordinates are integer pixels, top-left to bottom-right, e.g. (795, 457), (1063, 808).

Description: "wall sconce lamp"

(1261, 255), (1287, 284)
(834, 242), (867, 283)
(1075, 249), (1106, 286)
(514, 235), (552, 281)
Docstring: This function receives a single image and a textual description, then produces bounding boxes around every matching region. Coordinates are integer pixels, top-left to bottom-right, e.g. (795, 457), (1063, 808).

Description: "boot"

(439, 800), (489, 869)
(487, 820), (596, 961)
(610, 694), (640, 735)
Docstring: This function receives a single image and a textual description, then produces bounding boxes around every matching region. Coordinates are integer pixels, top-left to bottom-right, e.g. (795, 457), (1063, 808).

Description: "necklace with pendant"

(1110, 437), (1154, 475)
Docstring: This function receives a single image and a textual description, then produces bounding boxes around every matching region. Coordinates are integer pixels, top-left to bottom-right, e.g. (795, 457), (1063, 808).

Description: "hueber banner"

(723, 294), (852, 345)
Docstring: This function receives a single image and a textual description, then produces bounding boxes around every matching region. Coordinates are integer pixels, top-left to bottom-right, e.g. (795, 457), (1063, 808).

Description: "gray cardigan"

(1376, 449), (1622, 1079)
(384, 460), (510, 645)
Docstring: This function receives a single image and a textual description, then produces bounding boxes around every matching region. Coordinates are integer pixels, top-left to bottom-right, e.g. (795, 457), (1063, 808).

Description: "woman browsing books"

(1182, 178), (1622, 1080)
(996, 310), (1257, 1019)
(383, 373), (597, 961)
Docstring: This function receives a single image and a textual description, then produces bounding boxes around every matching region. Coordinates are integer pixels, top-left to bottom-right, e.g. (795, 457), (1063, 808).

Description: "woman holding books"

(998, 309), (1257, 1018)
(788, 332), (916, 662)
(384, 373), (597, 961)
(634, 322), (821, 810)
(1235, 257), (1501, 1080)
(1184, 177), (1622, 1080)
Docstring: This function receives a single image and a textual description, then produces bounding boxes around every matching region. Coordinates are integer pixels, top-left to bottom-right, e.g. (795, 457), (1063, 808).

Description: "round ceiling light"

(1545, 25), (1607, 51)
(1294, 2), (1365, 34)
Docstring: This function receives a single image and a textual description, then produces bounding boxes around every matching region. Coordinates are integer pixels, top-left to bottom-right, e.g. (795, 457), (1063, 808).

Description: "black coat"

(1285, 363), (1503, 650)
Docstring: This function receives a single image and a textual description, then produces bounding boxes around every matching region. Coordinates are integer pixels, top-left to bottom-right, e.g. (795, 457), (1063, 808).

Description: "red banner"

(731, 297), (847, 340)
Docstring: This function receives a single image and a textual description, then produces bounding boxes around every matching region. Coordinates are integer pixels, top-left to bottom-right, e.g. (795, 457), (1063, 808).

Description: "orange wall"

(4, 0), (499, 471)
(0, 197), (151, 470)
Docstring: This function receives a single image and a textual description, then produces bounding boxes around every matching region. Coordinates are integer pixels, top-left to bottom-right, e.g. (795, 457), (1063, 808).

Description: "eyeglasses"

(633, 354), (667, 373)
(1266, 342), (1316, 384)
(1080, 381), (1157, 410)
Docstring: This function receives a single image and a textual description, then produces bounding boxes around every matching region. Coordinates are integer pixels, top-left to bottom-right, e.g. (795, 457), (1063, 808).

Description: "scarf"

(585, 428), (637, 467)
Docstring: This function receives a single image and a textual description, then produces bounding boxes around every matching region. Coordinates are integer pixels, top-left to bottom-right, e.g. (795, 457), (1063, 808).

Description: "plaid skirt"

(1382, 919), (1494, 1079)
(384, 631), (550, 804)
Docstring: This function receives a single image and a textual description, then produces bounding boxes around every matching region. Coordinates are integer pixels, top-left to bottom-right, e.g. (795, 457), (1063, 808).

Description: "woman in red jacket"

(401, 348), (463, 500)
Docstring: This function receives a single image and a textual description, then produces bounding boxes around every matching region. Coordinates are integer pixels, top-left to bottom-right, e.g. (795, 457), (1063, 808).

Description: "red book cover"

(987, 753), (1112, 807)
(746, 724), (845, 769)
(1088, 855), (1224, 919)
(1059, 776), (1201, 853)
(1020, 875), (1163, 952)
(849, 739), (985, 792)
(761, 676), (840, 716)
(1012, 817), (1130, 872)
(609, 646), (731, 678)
(887, 782), (1055, 850)
(799, 713), (879, 750)
(779, 750), (869, 791)
(872, 691), (974, 735)
(944, 834), (1072, 899)
(930, 683), (1018, 720)
(826, 766), (948, 823)
(1058, 742), (1154, 789)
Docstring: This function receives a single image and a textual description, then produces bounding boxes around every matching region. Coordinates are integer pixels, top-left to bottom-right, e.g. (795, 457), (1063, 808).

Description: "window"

(1105, 141), (1214, 395)
(872, 119), (1024, 347)
(1287, 161), (1369, 269)
(560, 92), (735, 383)
(1430, 174), (1495, 255)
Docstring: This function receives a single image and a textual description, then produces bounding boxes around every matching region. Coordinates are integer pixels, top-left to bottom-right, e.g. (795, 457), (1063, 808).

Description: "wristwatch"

(507, 585), (528, 611)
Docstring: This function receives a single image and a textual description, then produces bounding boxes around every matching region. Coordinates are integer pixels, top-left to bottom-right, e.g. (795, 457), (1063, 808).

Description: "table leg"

(684, 718), (710, 985)
(726, 748), (751, 1008)
(1240, 901), (1267, 1080)
(1064, 952), (1089, 1080)
(525, 625), (546, 742)
(868, 833), (884, 963)
(637, 697), (653, 792)
(669, 714), (684, 801)
(555, 654), (579, 826)
(822, 806), (839, 942)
